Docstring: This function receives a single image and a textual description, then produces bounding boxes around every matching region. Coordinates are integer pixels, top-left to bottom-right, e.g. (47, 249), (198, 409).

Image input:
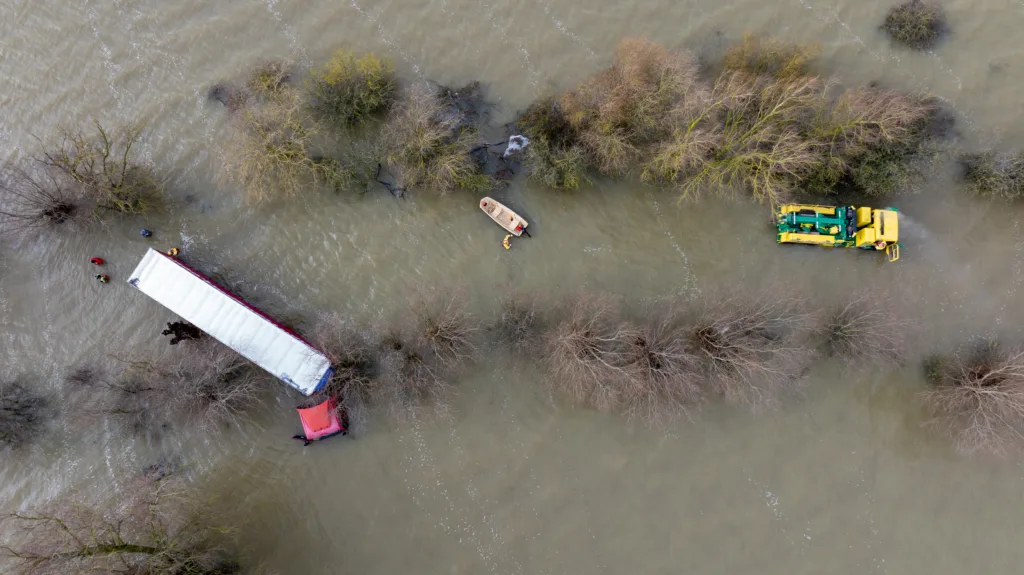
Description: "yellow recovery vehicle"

(775, 204), (900, 262)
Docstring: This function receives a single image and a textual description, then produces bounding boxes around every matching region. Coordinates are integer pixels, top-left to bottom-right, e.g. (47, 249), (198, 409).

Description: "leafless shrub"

(494, 291), (542, 354)
(922, 342), (1024, 456)
(88, 341), (271, 435)
(0, 165), (86, 235)
(823, 295), (908, 365)
(618, 311), (703, 427)
(721, 35), (817, 79)
(542, 295), (636, 412)
(0, 478), (238, 575)
(687, 294), (812, 410)
(0, 379), (51, 449)
(415, 293), (478, 367)
(312, 314), (377, 409)
(164, 343), (271, 432)
(375, 328), (454, 420)
(247, 59), (292, 98)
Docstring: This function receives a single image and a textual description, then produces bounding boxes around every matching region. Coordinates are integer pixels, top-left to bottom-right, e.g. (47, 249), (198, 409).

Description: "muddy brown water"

(5, 0), (1024, 573)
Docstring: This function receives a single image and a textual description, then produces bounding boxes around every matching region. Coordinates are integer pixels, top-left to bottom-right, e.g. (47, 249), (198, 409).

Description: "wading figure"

(161, 321), (203, 345)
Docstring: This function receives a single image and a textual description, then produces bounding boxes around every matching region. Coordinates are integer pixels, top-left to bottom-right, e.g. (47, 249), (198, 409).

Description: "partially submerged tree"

(75, 341), (271, 435)
(493, 291), (543, 354)
(922, 342), (1024, 456)
(882, 0), (947, 50)
(415, 292), (478, 367)
(382, 83), (493, 194)
(0, 166), (85, 234)
(0, 479), (239, 575)
(38, 121), (164, 217)
(822, 295), (908, 365)
(960, 150), (1024, 200)
(687, 294), (812, 409)
(0, 379), (50, 449)
(308, 50), (398, 128)
(221, 82), (349, 202)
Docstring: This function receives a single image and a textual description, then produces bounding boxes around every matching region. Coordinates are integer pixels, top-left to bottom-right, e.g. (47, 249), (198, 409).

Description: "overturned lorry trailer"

(127, 248), (332, 396)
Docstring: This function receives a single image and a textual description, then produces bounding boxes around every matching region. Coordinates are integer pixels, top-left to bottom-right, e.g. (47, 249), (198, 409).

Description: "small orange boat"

(479, 197), (528, 237)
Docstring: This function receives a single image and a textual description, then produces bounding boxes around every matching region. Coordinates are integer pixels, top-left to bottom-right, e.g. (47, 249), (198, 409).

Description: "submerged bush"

(922, 342), (1024, 456)
(721, 35), (817, 79)
(221, 77), (352, 202)
(882, 0), (947, 50)
(960, 151), (1024, 200)
(247, 58), (292, 98)
(687, 294), (812, 409)
(0, 165), (86, 234)
(38, 121), (163, 217)
(0, 379), (50, 448)
(823, 295), (908, 365)
(382, 84), (492, 194)
(494, 291), (542, 354)
(309, 50), (397, 128)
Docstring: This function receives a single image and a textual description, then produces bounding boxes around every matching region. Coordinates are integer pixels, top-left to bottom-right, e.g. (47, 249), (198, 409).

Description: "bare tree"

(493, 291), (543, 354)
(619, 311), (703, 427)
(37, 120), (164, 217)
(823, 295), (909, 366)
(415, 292), (479, 368)
(1, 479), (239, 575)
(922, 342), (1024, 456)
(0, 166), (84, 234)
(71, 341), (271, 435)
(687, 293), (812, 410)
(0, 379), (51, 449)
(542, 295), (636, 413)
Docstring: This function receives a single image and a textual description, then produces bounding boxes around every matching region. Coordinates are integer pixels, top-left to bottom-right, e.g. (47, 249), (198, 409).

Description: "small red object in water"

(90, 257), (104, 265)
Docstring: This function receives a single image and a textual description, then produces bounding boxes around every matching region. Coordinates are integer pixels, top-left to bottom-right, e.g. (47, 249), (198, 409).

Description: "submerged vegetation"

(309, 50), (398, 128)
(516, 36), (939, 204)
(1, 478), (240, 575)
(922, 342), (1024, 456)
(960, 150), (1024, 200)
(882, 0), (947, 50)
(0, 378), (50, 449)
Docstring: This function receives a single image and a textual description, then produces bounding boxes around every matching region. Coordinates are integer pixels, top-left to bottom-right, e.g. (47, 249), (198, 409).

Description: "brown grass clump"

(0, 378), (51, 449)
(687, 294), (812, 409)
(382, 84), (492, 194)
(882, 0), (947, 50)
(38, 121), (164, 217)
(922, 342), (1024, 456)
(823, 295), (908, 365)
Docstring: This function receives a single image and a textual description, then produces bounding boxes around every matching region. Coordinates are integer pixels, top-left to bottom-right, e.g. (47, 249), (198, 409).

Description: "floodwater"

(4, 0), (1024, 573)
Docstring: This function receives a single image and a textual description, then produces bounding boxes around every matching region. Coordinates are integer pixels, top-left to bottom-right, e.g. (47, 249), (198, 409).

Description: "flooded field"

(3, 0), (1024, 573)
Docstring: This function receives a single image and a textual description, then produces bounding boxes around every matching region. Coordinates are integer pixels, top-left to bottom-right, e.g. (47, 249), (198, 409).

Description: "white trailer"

(127, 248), (332, 395)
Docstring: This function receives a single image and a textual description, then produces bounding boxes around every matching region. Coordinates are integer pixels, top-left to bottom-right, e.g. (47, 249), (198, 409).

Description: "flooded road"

(4, 0), (1024, 573)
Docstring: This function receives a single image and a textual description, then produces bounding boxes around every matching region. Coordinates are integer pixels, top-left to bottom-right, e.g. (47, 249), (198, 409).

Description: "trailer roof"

(127, 249), (331, 395)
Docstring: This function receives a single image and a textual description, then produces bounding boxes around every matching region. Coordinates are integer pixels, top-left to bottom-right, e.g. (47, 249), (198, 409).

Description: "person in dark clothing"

(161, 321), (203, 345)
